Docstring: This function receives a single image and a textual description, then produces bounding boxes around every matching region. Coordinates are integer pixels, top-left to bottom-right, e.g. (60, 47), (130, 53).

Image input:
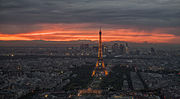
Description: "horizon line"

(0, 40), (179, 44)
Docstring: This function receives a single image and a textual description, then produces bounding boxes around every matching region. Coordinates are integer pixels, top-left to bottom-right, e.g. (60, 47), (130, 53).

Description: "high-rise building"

(150, 47), (156, 55)
(112, 43), (119, 52)
(119, 44), (124, 54)
(124, 43), (129, 54)
(119, 43), (129, 54)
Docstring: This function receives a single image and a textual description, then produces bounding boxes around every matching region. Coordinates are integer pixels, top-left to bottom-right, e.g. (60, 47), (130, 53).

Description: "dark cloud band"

(0, 0), (180, 36)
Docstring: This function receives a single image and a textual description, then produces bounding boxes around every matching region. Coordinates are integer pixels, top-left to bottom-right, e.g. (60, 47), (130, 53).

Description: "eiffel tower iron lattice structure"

(92, 28), (108, 77)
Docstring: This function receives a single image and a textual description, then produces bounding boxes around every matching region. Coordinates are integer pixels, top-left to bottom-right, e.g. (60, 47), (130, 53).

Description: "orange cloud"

(0, 23), (178, 44)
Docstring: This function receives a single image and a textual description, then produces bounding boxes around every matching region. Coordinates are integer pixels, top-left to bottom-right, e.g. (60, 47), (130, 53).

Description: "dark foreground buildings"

(0, 29), (180, 99)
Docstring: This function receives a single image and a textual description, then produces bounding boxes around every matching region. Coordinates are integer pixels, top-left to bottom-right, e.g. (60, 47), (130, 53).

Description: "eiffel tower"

(92, 28), (108, 77)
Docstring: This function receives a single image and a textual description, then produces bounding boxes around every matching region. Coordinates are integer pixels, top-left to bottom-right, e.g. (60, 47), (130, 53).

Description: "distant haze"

(0, 40), (180, 50)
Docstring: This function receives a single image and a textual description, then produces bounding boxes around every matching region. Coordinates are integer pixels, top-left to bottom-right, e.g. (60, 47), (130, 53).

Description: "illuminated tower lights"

(92, 28), (108, 77)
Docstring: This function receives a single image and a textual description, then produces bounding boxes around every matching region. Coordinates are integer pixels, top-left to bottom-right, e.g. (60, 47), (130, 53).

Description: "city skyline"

(0, 0), (180, 99)
(0, 0), (180, 44)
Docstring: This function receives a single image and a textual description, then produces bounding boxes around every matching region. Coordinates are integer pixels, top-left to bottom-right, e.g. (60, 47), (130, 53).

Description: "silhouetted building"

(102, 44), (108, 53)
(119, 43), (129, 54)
(124, 43), (129, 54)
(80, 44), (89, 50)
(92, 46), (98, 52)
(150, 47), (156, 55)
(119, 44), (125, 54)
(112, 43), (119, 51)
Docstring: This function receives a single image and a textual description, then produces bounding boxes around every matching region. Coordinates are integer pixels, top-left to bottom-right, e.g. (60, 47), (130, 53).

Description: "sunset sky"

(0, 0), (180, 43)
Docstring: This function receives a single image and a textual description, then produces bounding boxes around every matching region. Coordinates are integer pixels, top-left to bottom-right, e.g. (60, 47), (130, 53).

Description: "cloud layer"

(0, 0), (180, 43)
